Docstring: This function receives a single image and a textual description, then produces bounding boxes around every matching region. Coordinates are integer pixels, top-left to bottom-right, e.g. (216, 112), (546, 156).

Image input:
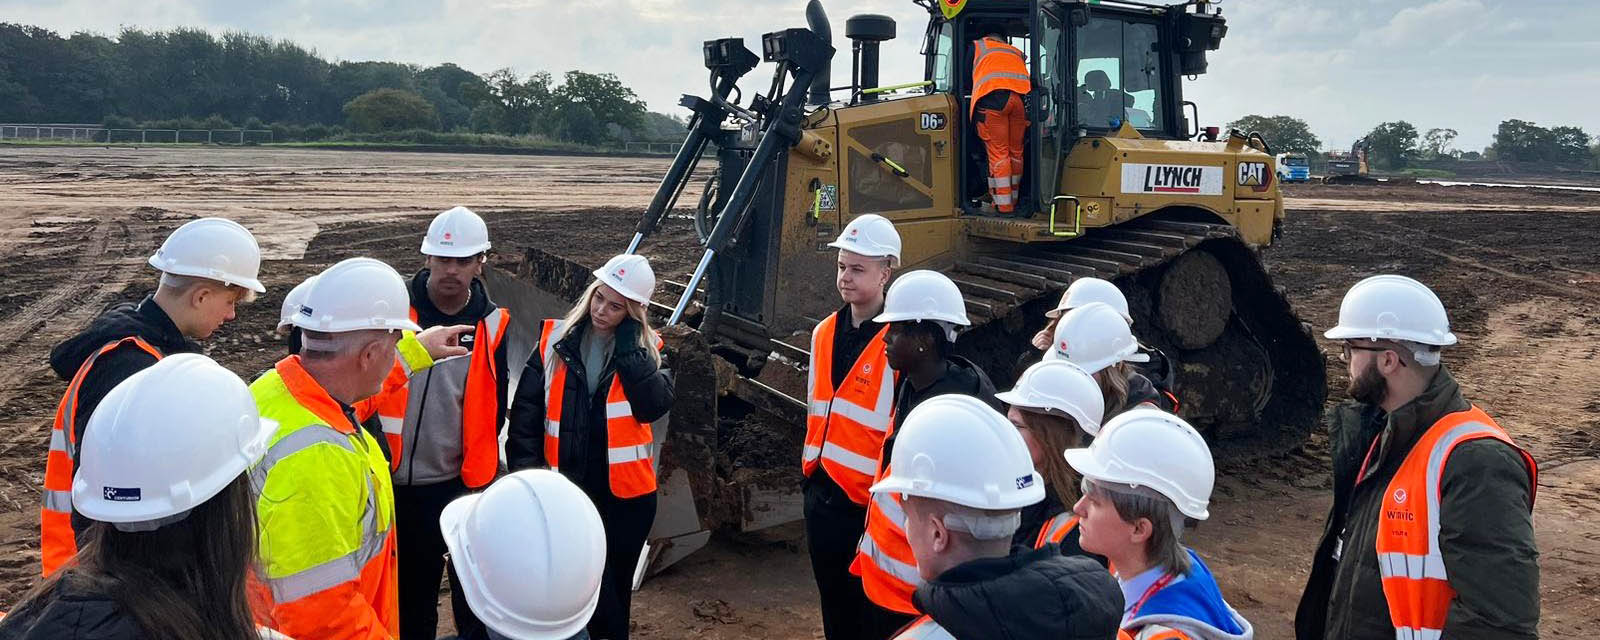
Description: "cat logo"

(1237, 161), (1273, 192)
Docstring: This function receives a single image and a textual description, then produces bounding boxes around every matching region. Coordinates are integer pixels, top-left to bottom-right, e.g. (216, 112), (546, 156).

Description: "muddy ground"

(0, 147), (1595, 637)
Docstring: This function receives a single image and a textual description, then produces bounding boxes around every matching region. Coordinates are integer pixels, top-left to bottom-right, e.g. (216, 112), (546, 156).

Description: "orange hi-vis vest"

(1357, 405), (1537, 640)
(367, 306), (510, 488)
(802, 313), (895, 505)
(1034, 511), (1079, 549)
(538, 319), (662, 499)
(970, 37), (1030, 116)
(853, 472), (921, 613)
(41, 336), (163, 576)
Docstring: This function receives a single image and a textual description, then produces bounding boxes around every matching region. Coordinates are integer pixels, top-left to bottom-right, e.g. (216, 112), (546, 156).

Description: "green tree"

(552, 70), (646, 140)
(342, 88), (438, 132)
(1364, 121), (1419, 170)
(482, 68), (551, 135)
(1491, 119), (1554, 162)
(1422, 128), (1458, 159)
(1225, 114), (1321, 155)
(1548, 126), (1592, 165)
(551, 101), (603, 145)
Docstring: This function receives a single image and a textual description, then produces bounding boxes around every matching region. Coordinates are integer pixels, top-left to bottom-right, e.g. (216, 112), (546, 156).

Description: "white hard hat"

(1042, 301), (1149, 374)
(593, 254), (656, 305)
(291, 258), (422, 333)
(147, 217), (266, 293)
(1046, 277), (1131, 323)
(277, 275), (319, 331)
(1064, 407), (1213, 520)
(870, 394), (1045, 510)
(1324, 274), (1457, 347)
(442, 469), (607, 640)
(827, 214), (902, 265)
(72, 354), (276, 527)
(421, 206), (492, 258)
(996, 360), (1106, 436)
(872, 270), (970, 338)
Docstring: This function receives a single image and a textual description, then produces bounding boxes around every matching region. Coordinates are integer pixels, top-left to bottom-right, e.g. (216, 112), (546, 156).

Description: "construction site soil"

(0, 147), (1596, 637)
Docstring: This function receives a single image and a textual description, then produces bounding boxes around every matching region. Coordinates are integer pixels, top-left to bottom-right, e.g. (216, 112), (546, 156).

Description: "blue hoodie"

(1120, 549), (1253, 640)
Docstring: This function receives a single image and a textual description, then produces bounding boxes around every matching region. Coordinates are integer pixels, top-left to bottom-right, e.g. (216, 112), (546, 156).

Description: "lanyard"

(1127, 572), (1177, 619)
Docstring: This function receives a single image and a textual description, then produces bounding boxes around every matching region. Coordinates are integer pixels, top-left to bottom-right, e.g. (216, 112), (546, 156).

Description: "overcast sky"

(5, 0), (1596, 151)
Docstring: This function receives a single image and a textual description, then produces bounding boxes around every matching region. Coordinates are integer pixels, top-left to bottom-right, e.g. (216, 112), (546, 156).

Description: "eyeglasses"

(1339, 342), (1406, 367)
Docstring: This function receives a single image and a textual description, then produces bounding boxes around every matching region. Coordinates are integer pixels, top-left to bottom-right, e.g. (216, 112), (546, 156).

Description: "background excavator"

(493, 0), (1326, 581)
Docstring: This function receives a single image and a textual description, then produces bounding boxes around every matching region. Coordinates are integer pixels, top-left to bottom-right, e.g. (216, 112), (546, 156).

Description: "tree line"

(1227, 114), (1598, 171)
(0, 23), (688, 146)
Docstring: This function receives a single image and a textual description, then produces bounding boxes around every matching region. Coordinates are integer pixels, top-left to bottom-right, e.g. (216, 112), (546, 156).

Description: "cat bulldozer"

(501, 0), (1325, 578)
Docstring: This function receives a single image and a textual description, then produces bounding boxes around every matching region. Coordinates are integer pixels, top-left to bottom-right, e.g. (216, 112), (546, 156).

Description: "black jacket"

(47, 296), (199, 537)
(0, 580), (145, 640)
(881, 356), (999, 472)
(912, 545), (1124, 640)
(505, 319), (673, 494)
(1294, 366), (1538, 640)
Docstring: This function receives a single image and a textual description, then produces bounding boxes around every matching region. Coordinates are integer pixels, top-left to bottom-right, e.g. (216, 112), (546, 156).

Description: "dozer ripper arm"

(666, 27), (835, 326)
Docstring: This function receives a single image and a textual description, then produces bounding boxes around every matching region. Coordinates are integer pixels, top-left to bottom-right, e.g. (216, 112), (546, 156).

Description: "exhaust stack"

(804, 0), (832, 106)
(846, 14), (896, 103)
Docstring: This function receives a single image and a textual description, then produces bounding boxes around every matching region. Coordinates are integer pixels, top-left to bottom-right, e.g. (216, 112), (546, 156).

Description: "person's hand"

(1031, 328), (1052, 351)
(613, 317), (643, 357)
(418, 324), (472, 359)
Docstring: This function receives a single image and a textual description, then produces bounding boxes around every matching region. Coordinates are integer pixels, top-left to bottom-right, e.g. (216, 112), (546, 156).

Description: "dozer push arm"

(626, 39), (760, 255)
(668, 27), (836, 326)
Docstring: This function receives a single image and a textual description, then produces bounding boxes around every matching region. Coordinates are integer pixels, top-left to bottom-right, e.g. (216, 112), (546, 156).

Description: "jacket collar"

(136, 295), (198, 351)
(274, 355), (357, 434)
(1367, 365), (1469, 476)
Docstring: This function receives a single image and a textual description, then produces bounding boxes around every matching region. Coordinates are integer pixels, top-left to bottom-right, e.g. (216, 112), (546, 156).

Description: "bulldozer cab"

(918, 0), (1216, 217)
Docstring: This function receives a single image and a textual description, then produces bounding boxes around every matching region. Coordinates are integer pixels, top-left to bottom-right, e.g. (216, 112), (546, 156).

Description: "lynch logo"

(1145, 165), (1205, 192)
(1121, 163), (1223, 196)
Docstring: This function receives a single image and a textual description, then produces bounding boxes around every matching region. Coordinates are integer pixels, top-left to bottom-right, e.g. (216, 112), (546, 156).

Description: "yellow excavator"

(504, 0), (1325, 576)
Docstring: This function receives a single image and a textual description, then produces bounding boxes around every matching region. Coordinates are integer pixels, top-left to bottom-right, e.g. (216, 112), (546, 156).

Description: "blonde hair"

(1016, 409), (1086, 505)
(557, 279), (662, 368)
(158, 272), (258, 303)
(1097, 362), (1132, 416)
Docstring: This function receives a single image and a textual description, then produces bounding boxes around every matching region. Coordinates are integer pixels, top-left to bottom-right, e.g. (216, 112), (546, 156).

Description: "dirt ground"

(0, 147), (1595, 637)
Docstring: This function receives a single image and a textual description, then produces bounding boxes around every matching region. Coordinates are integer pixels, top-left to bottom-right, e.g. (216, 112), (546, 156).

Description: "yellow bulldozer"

(502, 0), (1325, 578)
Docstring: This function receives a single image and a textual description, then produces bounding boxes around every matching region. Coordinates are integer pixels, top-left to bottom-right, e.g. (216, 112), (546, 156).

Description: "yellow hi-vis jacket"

(250, 334), (432, 640)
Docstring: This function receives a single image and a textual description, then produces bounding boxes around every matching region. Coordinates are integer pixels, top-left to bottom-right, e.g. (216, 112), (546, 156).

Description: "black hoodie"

(879, 355), (1000, 472)
(45, 296), (200, 541)
(0, 578), (145, 640)
(911, 545), (1124, 640)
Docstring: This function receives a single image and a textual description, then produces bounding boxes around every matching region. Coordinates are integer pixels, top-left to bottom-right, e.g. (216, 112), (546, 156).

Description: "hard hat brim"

(1045, 306), (1132, 324)
(827, 242), (900, 263)
(1323, 325), (1458, 346)
(148, 255), (267, 293)
(870, 311), (972, 326)
(420, 239), (492, 258)
(73, 415), (278, 524)
(441, 492), (600, 640)
(289, 316), (424, 334)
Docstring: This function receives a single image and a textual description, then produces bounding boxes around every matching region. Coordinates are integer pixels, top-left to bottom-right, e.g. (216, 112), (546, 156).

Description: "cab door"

(1030, 0), (1072, 207)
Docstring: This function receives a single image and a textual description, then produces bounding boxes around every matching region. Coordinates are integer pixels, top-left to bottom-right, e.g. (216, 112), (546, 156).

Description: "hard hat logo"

(103, 487), (141, 502)
(1015, 474), (1034, 490)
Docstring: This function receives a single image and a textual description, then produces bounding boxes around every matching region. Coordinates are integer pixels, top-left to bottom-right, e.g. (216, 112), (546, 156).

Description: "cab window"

(1074, 17), (1163, 130)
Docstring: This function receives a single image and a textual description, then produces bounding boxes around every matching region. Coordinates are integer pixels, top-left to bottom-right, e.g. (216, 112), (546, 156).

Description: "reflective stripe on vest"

(41, 336), (163, 576)
(971, 37), (1031, 115)
(539, 319), (662, 499)
(853, 463), (922, 614)
(892, 616), (956, 640)
(1359, 405), (1537, 640)
(1034, 511), (1079, 549)
(251, 355), (399, 639)
(802, 313), (895, 505)
(376, 307), (509, 488)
